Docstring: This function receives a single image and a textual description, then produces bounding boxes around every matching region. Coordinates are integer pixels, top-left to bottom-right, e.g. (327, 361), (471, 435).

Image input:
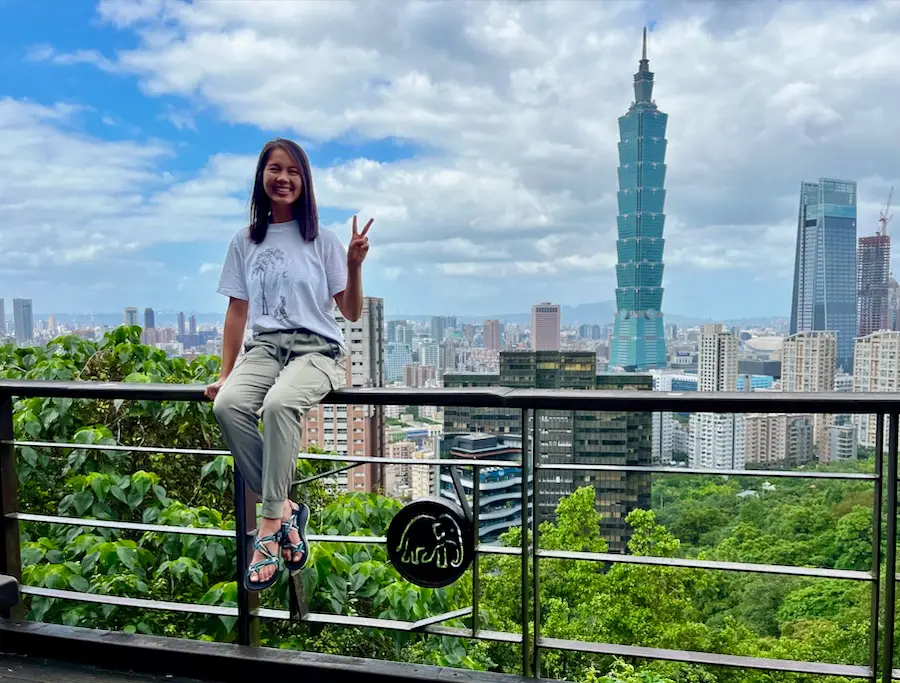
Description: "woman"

(205, 138), (373, 590)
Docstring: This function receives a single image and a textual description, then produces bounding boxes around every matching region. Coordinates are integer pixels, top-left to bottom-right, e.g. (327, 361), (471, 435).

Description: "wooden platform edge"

(0, 620), (540, 683)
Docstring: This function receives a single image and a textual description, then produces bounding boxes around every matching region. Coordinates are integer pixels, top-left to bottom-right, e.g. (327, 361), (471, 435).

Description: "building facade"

(689, 324), (744, 470)
(781, 331), (837, 457)
(857, 234), (891, 337)
(124, 307), (138, 327)
(790, 178), (858, 371)
(609, 29), (668, 371)
(853, 331), (900, 448)
(143, 307), (156, 330)
(530, 303), (561, 351)
(744, 413), (814, 467)
(444, 351), (652, 553)
(301, 297), (385, 492)
(483, 319), (502, 351)
(13, 298), (33, 344)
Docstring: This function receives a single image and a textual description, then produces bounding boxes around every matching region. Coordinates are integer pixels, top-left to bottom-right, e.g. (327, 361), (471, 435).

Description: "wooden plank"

(0, 395), (22, 619)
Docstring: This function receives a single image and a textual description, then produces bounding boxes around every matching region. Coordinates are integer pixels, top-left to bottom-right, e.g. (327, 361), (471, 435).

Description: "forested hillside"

(0, 328), (889, 683)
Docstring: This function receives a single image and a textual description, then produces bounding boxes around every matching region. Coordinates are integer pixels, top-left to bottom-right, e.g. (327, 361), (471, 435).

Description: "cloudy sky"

(1, 0), (899, 320)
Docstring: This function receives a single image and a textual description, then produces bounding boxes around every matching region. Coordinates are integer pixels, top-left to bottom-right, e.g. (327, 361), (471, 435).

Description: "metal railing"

(0, 379), (897, 682)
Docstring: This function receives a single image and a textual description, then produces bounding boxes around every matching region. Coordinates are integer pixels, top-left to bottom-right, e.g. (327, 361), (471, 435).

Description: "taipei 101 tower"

(608, 28), (668, 370)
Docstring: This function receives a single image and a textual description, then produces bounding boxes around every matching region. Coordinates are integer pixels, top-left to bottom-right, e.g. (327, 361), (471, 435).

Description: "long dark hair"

(248, 138), (319, 244)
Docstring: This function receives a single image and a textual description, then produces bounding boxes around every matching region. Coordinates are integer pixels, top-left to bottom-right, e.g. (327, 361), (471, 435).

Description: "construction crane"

(879, 187), (893, 236)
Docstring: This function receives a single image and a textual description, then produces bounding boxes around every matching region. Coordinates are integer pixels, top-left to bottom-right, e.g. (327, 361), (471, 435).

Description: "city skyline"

(2, 1), (900, 318)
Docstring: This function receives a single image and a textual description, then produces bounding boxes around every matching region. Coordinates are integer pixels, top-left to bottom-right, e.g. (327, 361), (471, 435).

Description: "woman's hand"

(347, 215), (373, 269)
(204, 378), (225, 401)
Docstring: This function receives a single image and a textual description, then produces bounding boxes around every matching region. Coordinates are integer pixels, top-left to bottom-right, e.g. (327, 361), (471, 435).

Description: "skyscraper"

(530, 302), (560, 351)
(857, 234), (891, 337)
(0, 299), (5, 336)
(13, 298), (33, 344)
(483, 319), (501, 350)
(790, 178), (858, 371)
(124, 307), (138, 327)
(177, 312), (186, 338)
(189, 315), (197, 335)
(609, 28), (668, 371)
(144, 307), (156, 330)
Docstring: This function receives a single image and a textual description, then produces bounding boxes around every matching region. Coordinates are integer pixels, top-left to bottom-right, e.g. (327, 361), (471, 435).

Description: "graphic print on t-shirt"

(250, 247), (286, 316)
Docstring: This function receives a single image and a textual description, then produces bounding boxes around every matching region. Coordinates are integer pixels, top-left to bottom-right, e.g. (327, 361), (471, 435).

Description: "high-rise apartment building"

(609, 29), (668, 371)
(790, 178), (858, 370)
(689, 324), (743, 470)
(124, 307), (138, 327)
(858, 234), (891, 337)
(144, 308), (156, 330)
(301, 297), (384, 493)
(13, 298), (33, 344)
(853, 331), (900, 448)
(483, 319), (501, 350)
(530, 302), (560, 351)
(444, 351), (652, 553)
(781, 331), (837, 457)
(744, 414), (814, 467)
(403, 363), (436, 388)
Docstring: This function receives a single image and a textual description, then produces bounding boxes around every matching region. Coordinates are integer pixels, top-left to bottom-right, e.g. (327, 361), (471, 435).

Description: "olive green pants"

(213, 330), (344, 518)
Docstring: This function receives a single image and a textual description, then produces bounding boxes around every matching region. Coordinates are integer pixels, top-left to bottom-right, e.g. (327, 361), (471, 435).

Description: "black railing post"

(531, 409), (541, 678)
(520, 408), (531, 677)
(0, 393), (22, 618)
(870, 413), (884, 683)
(234, 471), (260, 646)
(881, 413), (898, 683)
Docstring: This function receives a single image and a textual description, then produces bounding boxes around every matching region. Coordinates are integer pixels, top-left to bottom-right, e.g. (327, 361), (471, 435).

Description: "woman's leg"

(212, 343), (281, 583)
(259, 353), (340, 563)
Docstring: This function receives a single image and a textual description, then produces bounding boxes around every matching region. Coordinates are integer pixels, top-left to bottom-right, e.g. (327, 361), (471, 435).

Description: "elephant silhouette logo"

(395, 512), (464, 570)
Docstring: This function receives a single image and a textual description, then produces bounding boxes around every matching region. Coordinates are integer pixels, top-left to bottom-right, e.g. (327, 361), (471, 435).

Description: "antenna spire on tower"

(642, 26), (648, 61)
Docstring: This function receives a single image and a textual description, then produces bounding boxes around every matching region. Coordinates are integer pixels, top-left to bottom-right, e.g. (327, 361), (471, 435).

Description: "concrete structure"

(744, 413), (814, 467)
(690, 324), (744, 470)
(385, 342), (412, 383)
(781, 331), (837, 457)
(530, 303), (560, 351)
(858, 234), (891, 337)
(853, 331), (900, 448)
(403, 363), (436, 388)
(124, 307), (138, 327)
(609, 29), (668, 371)
(301, 297), (385, 493)
(790, 178), (858, 371)
(828, 422), (858, 461)
(483, 319), (501, 351)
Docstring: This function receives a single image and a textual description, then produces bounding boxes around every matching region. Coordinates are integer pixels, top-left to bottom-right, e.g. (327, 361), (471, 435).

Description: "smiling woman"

(203, 137), (374, 591)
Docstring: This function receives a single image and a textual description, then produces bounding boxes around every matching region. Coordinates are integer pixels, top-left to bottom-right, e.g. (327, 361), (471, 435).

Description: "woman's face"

(263, 146), (303, 207)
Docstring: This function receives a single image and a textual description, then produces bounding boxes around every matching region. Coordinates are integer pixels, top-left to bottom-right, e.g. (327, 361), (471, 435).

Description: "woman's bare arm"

(220, 297), (249, 379)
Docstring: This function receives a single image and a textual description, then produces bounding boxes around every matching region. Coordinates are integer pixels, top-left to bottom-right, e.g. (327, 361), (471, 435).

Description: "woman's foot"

(280, 500), (309, 570)
(247, 516), (282, 587)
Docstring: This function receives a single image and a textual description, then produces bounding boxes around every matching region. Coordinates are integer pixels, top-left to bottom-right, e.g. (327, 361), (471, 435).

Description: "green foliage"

(0, 330), (888, 682)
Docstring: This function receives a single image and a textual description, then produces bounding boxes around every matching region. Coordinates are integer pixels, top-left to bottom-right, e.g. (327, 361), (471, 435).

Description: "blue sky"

(1, 0), (898, 321)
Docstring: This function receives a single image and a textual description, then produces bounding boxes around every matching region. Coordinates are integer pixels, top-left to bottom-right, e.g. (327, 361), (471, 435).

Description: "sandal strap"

(253, 533), (281, 559)
(249, 556), (279, 573)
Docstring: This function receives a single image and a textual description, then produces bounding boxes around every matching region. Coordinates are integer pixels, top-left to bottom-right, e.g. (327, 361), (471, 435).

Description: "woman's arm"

(220, 297), (249, 378)
(334, 265), (363, 322)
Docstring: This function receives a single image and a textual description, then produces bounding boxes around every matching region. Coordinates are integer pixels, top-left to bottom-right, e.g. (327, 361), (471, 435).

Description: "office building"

(858, 234), (891, 337)
(790, 178), (858, 370)
(0, 299), (5, 337)
(689, 324), (743, 470)
(301, 297), (384, 492)
(124, 307), (138, 327)
(853, 331), (900, 448)
(609, 29), (668, 371)
(385, 342), (413, 383)
(781, 331), (837, 457)
(430, 316), (446, 343)
(189, 315), (197, 336)
(177, 312), (186, 338)
(144, 308), (156, 330)
(13, 298), (33, 345)
(444, 351), (652, 553)
(483, 319), (501, 351)
(530, 303), (560, 351)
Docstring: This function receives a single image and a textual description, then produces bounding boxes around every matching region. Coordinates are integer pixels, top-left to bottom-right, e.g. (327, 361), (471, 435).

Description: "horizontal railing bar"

(539, 637), (871, 678)
(9, 440), (229, 457)
(9, 513), (234, 537)
(6, 442), (518, 469)
(1, 379), (899, 414)
(477, 544), (521, 555)
(537, 463), (877, 480)
(410, 607), (473, 630)
(423, 625), (524, 643)
(21, 585), (237, 617)
(537, 549), (871, 580)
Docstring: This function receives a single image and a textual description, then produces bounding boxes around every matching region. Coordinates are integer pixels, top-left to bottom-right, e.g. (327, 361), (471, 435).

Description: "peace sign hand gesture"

(348, 215), (373, 269)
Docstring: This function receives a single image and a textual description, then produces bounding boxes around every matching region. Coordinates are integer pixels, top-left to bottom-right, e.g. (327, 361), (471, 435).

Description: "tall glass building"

(790, 178), (858, 371)
(609, 29), (668, 370)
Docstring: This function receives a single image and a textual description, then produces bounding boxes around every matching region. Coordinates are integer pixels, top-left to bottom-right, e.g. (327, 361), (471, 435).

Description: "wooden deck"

(0, 655), (202, 683)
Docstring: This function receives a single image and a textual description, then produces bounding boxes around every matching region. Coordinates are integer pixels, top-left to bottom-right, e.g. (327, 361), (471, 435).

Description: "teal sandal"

(281, 502), (310, 572)
(245, 531), (282, 591)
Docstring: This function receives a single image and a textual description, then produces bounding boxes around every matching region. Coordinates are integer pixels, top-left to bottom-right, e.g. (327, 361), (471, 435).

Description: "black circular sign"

(386, 497), (474, 588)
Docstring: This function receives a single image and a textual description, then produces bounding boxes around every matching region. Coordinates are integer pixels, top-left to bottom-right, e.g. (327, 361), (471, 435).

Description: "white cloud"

(198, 263), (220, 275)
(6, 0), (900, 317)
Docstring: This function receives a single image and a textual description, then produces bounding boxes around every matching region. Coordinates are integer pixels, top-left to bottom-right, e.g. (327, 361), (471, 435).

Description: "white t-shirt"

(216, 221), (348, 349)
